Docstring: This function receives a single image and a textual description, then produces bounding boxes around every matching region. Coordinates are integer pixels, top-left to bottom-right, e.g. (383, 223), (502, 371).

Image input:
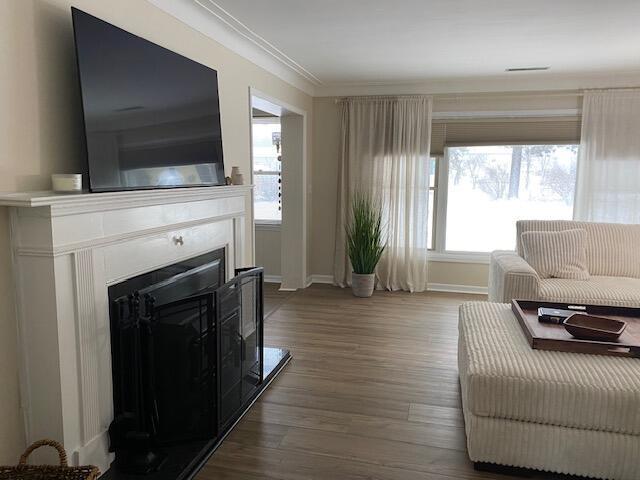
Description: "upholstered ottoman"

(458, 302), (640, 480)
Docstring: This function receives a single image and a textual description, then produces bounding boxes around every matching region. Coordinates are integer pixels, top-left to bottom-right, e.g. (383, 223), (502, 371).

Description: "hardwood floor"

(263, 282), (296, 319)
(196, 285), (532, 480)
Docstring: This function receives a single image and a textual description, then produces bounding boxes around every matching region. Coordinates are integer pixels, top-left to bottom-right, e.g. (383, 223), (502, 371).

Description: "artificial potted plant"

(346, 192), (385, 298)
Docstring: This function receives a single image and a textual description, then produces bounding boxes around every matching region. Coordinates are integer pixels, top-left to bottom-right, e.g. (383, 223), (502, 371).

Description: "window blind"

(430, 117), (581, 155)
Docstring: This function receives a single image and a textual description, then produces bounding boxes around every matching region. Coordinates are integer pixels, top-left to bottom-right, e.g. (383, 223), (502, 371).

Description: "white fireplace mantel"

(0, 185), (252, 474)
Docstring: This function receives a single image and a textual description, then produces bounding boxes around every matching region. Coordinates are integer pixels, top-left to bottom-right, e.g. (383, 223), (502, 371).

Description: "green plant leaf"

(345, 191), (386, 274)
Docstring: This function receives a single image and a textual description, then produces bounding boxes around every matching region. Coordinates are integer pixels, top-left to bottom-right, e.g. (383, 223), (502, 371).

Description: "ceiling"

(152, 0), (640, 95)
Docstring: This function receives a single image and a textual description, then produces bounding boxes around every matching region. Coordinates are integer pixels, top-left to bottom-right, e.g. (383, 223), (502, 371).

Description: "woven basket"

(0, 439), (100, 480)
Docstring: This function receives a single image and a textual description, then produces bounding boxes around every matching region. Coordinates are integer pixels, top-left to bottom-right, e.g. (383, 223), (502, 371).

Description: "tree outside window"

(445, 144), (578, 252)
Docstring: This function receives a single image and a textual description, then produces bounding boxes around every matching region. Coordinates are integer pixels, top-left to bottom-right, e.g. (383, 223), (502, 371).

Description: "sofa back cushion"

(521, 229), (590, 280)
(516, 220), (640, 278)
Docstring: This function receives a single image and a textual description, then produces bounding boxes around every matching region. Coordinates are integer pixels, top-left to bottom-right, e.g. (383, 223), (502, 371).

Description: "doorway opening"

(249, 90), (307, 305)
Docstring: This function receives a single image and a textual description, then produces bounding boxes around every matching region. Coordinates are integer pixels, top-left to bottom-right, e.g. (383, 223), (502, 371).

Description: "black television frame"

(71, 7), (226, 193)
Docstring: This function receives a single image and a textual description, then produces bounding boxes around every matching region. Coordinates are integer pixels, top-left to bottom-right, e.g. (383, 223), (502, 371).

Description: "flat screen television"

(72, 8), (225, 192)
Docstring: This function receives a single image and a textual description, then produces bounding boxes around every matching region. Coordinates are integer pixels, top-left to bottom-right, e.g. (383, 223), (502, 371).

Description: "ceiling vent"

(505, 66), (550, 72)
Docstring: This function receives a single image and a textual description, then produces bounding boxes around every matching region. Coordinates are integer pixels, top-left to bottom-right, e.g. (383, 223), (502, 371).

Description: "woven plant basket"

(0, 439), (100, 480)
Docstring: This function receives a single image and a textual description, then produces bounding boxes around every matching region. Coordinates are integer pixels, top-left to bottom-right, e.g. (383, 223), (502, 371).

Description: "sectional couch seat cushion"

(540, 276), (640, 306)
(458, 301), (640, 478)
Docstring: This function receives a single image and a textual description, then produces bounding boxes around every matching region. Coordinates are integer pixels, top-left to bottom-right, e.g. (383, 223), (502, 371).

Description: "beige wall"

(310, 93), (583, 287)
(428, 262), (489, 288)
(310, 97), (341, 277)
(255, 227), (282, 277)
(0, 0), (313, 462)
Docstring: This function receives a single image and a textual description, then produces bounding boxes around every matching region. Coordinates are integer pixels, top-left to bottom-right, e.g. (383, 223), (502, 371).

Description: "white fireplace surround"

(0, 185), (252, 474)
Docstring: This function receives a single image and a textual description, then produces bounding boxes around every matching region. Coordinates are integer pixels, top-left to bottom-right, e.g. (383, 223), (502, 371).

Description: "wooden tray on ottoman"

(511, 300), (640, 358)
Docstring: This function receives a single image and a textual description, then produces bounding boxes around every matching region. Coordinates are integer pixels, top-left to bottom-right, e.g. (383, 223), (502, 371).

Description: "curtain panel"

(333, 96), (432, 292)
(574, 89), (640, 223)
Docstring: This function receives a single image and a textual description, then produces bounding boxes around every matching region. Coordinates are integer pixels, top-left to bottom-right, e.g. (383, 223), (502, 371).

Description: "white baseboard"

(264, 275), (299, 292)
(427, 283), (487, 295)
(263, 275), (282, 283)
(309, 274), (334, 285)
(288, 274), (486, 295)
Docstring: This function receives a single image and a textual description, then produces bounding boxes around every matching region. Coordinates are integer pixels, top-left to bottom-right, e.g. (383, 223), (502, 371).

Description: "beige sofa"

(489, 220), (640, 307)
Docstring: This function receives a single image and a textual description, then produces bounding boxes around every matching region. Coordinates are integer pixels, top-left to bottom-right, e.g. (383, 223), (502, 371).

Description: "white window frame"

(253, 167), (282, 226)
(429, 151), (487, 263)
(427, 155), (441, 251)
(428, 142), (578, 264)
(252, 117), (282, 226)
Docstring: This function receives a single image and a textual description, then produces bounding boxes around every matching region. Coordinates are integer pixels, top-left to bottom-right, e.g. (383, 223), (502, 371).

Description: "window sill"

(255, 222), (281, 231)
(428, 251), (490, 264)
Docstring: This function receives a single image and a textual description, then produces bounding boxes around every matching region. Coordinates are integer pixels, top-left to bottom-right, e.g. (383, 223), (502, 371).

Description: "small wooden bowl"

(563, 314), (627, 342)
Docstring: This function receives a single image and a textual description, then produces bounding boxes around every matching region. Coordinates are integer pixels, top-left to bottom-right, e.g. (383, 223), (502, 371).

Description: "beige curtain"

(574, 89), (640, 223)
(333, 96), (432, 292)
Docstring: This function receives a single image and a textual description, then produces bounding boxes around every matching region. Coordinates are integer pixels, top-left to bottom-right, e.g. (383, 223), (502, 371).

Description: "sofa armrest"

(488, 250), (540, 303)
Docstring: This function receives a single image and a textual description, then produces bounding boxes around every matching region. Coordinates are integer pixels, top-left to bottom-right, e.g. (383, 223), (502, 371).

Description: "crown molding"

(193, 0), (322, 86)
(316, 70), (640, 97)
(147, 0), (640, 99)
(146, 0), (319, 96)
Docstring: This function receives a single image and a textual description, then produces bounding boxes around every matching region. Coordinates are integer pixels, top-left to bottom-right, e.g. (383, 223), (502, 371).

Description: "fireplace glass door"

(149, 293), (216, 443)
(216, 268), (264, 430)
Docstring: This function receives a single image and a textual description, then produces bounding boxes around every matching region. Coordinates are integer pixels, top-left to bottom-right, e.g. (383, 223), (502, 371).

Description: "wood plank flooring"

(263, 282), (296, 320)
(196, 285), (544, 480)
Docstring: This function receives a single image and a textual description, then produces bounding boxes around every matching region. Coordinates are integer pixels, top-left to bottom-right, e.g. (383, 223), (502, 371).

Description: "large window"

(252, 120), (281, 223)
(433, 144), (578, 253)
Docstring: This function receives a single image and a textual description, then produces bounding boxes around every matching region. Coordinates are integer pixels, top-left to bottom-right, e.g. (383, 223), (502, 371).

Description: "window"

(432, 144), (578, 253)
(427, 156), (439, 250)
(252, 120), (281, 223)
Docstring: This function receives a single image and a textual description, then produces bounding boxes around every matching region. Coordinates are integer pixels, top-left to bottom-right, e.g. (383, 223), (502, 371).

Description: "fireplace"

(0, 186), (290, 478)
(106, 249), (268, 476)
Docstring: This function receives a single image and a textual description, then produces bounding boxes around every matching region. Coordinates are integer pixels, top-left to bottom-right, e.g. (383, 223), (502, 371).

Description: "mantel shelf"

(0, 185), (253, 215)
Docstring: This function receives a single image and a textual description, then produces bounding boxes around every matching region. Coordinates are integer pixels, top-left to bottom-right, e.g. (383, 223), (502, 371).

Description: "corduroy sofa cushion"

(521, 229), (590, 280)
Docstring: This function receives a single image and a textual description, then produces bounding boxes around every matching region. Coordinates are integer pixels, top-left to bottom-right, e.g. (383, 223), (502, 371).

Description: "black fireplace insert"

(107, 249), (267, 475)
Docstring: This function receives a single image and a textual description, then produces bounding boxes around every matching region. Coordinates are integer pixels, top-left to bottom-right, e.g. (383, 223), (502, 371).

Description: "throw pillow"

(521, 229), (590, 280)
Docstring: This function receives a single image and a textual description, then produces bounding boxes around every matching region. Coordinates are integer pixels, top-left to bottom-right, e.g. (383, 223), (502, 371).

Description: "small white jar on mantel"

(52, 174), (83, 193)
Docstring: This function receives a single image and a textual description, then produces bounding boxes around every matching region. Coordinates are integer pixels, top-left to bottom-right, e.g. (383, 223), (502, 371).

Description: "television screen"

(72, 8), (225, 192)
